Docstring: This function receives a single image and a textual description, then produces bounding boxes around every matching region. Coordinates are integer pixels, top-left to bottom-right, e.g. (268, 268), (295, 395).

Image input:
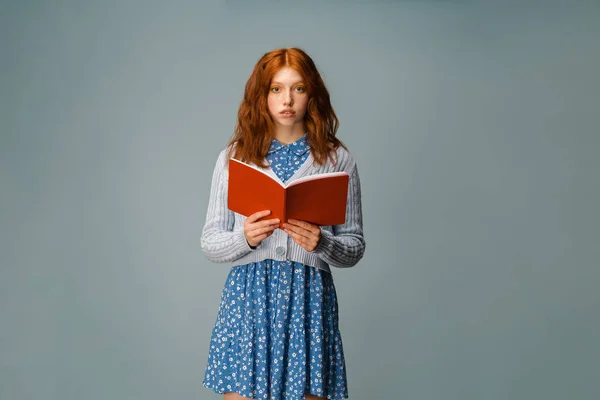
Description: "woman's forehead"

(271, 67), (304, 83)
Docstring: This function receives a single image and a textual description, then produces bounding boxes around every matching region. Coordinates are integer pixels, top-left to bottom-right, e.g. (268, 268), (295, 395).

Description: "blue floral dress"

(203, 135), (349, 400)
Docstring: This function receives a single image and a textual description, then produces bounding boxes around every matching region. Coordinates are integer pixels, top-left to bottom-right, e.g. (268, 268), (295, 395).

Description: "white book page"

(285, 171), (348, 188)
(230, 158), (348, 189)
(229, 158), (286, 188)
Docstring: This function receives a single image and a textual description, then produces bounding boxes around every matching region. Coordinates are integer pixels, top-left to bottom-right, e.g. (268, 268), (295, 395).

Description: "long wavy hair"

(227, 47), (345, 168)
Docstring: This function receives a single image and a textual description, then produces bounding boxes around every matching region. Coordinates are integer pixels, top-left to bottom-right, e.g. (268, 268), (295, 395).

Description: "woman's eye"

(295, 87), (306, 92)
(271, 87), (280, 93)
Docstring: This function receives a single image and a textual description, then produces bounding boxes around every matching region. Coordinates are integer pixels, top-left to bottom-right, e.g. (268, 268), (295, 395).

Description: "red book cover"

(227, 158), (349, 228)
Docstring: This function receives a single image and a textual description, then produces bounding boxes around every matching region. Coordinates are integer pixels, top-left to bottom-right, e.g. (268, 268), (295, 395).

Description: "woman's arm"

(312, 164), (366, 268)
(200, 151), (254, 263)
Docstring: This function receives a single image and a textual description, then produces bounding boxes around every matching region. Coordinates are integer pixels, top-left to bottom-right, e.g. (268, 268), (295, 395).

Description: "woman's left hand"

(283, 219), (321, 252)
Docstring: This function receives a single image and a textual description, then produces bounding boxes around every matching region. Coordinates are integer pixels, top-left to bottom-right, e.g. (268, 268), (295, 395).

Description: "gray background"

(1, 0), (599, 399)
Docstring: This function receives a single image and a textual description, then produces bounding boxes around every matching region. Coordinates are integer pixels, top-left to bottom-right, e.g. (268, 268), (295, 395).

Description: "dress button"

(275, 246), (285, 256)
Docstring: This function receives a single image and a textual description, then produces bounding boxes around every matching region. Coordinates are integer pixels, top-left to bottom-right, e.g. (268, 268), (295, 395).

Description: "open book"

(227, 158), (349, 228)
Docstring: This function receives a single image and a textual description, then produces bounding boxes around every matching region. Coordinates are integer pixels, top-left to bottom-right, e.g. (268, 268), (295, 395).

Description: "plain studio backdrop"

(1, 0), (599, 399)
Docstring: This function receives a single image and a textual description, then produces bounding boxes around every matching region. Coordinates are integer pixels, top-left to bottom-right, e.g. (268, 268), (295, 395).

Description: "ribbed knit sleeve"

(200, 150), (253, 263)
(313, 163), (366, 268)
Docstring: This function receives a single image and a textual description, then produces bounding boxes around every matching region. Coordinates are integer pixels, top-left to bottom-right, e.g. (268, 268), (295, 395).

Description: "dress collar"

(267, 134), (309, 156)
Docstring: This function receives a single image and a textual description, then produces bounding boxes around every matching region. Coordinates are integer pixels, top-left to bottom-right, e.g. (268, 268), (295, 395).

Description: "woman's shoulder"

(329, 144), (357, 172)
(206, 145), (235, 178)
(333, 144), (354, 160)
(214, 143), (237, 165)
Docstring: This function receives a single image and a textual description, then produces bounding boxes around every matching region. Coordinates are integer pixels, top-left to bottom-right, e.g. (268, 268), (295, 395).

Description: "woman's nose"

(284, 90), (293, 106)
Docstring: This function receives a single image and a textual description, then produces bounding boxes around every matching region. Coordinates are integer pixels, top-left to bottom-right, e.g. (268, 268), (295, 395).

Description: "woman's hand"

(244, 210), (280, 248)
(283, 219), (321, 252)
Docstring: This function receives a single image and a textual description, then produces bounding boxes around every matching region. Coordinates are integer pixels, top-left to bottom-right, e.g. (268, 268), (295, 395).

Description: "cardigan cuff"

(313, 228), (333, 255)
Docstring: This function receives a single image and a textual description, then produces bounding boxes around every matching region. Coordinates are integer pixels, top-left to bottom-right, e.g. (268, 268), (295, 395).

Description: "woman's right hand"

(244, 210), (280, 248)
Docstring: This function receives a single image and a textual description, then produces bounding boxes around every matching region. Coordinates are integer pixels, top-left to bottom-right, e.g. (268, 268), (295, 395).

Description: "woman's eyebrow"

(271, 80), (304, 85)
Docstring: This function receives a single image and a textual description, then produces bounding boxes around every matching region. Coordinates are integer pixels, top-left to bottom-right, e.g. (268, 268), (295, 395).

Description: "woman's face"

(267, 67), (309, 129)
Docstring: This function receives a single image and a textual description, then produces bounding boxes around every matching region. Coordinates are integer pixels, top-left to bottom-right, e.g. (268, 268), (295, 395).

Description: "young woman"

(200, 47), (365, 400)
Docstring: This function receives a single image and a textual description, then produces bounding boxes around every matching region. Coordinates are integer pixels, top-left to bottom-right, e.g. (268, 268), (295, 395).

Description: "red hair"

(227, 47), (345, 168)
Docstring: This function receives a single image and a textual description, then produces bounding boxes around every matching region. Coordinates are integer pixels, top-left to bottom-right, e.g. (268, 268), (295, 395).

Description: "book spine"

(281, 188), (287, 229)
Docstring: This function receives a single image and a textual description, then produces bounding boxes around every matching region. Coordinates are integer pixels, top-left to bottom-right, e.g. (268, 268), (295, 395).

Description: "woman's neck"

(273, 124), (305, 145)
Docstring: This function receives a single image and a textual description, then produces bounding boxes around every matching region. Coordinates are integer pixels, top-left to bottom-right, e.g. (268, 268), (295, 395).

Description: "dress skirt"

(203, 259), (348, 400)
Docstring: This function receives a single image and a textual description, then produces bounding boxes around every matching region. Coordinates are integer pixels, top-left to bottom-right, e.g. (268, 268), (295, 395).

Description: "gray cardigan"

(200, 145), (365, 273)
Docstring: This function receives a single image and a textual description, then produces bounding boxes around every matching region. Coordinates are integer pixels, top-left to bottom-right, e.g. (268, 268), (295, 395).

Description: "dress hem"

(202, 381), (349, 400)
